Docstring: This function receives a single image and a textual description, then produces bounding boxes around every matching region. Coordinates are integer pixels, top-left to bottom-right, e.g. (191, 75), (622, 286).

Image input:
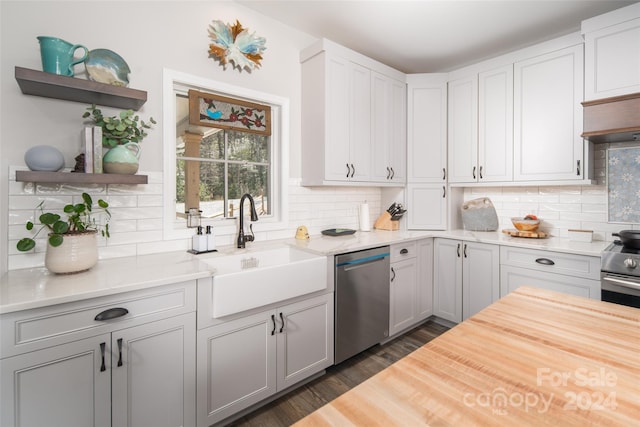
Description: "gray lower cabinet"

(196, 293), (334, 427)
(0, 282), (197, 427)
(434, 239), (500, 323)
(500, 246), (601, 298)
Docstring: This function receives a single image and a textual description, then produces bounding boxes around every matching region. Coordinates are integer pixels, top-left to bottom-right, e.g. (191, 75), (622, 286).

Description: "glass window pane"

(201, 130), (224, 159)
(227, 130), (269, 163)
(176, 159), (226, 219)
(228, 163), (270, 216)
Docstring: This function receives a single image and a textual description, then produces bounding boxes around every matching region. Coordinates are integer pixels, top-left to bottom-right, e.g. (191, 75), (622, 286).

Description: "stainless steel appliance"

(601, 239), (640, 308)
(334, 246), (390, 364)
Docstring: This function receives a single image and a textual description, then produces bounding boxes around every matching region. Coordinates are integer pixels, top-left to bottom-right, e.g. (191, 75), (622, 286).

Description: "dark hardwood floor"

(227, 320), (450, 427)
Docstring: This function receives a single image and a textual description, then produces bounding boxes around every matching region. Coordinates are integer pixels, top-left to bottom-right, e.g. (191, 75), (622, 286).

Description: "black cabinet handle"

(479, 166), (483, 179)
(535, 258), (555, 266)
(457, 243), (461, 257)
(463, 244), (468, 258)
(442, 168), (446, 180)
(271, 314), (276, 335)
(472, 166), (476, 180)
(391, 267), (396, 282)
(390, 167), (394, 179)
(400, 248), (408, 255)
(442, 186), (446, 198)
(386, 167), (391, 179)
(117, 338), (123, 367)
(94, 307), (129, 321)
(350, 164), (355, 178)
(346, 164), (350, 178)
(279, 312), (285, 334)
(100, 342), (106, 372)
(576, 160), (581, 176)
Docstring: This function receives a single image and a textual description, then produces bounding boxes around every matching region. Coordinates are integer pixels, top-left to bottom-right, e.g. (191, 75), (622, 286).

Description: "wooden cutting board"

(502, 228), (548, 238)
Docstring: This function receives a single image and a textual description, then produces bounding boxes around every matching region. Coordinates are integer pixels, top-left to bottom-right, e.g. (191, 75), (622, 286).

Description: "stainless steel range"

(601, 240), (640, 308)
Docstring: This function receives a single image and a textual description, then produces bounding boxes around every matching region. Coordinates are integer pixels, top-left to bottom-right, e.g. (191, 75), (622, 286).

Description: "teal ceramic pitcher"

(37, 36), (88, 76)
(103, 142), (140, 174)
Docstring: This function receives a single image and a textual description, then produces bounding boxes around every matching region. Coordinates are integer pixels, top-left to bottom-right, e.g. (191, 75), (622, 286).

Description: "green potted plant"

(82, 104), (156, 174)
(17, 193), (111, 274)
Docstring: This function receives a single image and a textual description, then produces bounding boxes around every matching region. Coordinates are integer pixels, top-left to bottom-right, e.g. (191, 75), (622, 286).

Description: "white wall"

(1, 1), (386, 274)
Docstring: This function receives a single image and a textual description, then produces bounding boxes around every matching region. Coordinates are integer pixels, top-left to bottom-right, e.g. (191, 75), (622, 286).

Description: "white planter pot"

(45, 231), (98, 274)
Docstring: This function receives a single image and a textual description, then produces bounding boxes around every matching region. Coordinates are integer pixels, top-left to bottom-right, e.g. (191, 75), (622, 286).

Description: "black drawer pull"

(117, 338), (123, 367)
(271, 314), (276, 335)
(400, 248), (409, 255)
(279, 312), (285, 334)
(535, 258), (555, 266)
(94, 307), (129, 321)
(99, 342), (106, 372)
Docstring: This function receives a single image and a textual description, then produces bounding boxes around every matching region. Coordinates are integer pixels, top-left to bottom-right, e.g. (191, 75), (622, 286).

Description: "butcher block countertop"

(295, 287), (640, 426)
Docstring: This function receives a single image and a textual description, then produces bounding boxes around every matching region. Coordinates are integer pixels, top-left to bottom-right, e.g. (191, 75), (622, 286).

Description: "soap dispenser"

(192, 226), (207, 253)
(206, 225), (216, 251)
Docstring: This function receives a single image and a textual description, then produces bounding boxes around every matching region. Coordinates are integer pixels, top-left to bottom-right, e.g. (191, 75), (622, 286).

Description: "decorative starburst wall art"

(208, 19), (266, 72)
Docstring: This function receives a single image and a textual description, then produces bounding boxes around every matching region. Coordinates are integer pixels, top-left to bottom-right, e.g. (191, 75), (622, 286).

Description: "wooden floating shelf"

(16, 170), (148, 185)
(15, 66), (147, 110)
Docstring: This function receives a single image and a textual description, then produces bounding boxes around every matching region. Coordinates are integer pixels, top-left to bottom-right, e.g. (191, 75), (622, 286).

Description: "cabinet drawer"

(390, 242), (417, 262)
(1, 281), (196, 358)
(501, 266), (601, 299)
(500, 246), (600, 280)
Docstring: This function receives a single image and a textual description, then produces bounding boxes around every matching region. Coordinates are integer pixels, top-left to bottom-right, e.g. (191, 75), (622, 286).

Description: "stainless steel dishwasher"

(334, 246), (390, 364)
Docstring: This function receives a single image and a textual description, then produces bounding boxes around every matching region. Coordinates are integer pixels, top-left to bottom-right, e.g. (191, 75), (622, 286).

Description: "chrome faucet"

(237, 193), (258, 248)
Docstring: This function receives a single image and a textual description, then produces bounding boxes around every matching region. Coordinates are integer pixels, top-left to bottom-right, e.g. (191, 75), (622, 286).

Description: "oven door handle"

(602, 275), (640, 291)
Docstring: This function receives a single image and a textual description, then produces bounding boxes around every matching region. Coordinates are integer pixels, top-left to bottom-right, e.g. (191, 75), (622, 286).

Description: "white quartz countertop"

(0, 251), (213, 314)
(288, 229), (610, 257)
(1, 229), (610, 314)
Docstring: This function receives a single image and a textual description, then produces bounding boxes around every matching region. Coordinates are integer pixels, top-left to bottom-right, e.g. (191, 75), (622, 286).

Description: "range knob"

(624, 257), (638, 269)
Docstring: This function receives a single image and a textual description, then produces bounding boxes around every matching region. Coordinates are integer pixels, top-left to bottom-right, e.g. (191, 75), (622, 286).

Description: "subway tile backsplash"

(8, 143), (639, 270)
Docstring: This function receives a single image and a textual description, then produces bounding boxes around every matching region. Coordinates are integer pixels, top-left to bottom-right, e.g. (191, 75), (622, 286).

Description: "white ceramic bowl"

(511, 217), (540, 231)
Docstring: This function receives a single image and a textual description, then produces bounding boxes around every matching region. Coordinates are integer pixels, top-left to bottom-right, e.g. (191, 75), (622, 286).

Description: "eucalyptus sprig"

(17, 193), (111, 252)
(82, 104), (156, 148)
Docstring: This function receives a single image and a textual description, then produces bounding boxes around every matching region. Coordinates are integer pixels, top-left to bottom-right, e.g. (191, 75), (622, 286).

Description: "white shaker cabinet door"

(478, 64), (513, 182)
(584, 16), (640, 100)
(407, 74), (447, 183)
(389, 258), (418, 337)
(276, 293), (334, 390)
(197, 309), (276, 427)
(324, 55), (352, 181)
(112, 313), (196, 427)
(433, 239), (463, 323)
(513, 45), (584, 181)
(462, 242), (500, 320)
(0, 334), (111, 427)
(406, 184), (447, 230)
(448, 75), (478, 183)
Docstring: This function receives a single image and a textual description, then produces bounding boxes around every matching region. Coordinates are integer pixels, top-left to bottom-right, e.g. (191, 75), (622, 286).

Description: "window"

(175, 121), (272, 219)
(163, 69), (289, 239)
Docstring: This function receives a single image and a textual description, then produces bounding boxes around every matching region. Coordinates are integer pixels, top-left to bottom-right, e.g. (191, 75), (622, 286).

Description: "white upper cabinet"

(582, 3), (640, 101)
(478, 64), (514, 182)
(448, 65), (514, 184)
(407, 74), (447, 183)
(513, 44), (584, 181)
(301, 39), (406, 186)
(447, 75), (478, 183)
(371, 72), (406, 183)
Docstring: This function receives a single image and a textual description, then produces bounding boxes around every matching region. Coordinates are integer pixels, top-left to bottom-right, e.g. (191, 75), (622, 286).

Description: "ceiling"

(237, 0), (636, 73)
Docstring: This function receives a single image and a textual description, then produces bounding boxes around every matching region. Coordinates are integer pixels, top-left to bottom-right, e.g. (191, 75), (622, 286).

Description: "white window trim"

(162, 68), (289, 241)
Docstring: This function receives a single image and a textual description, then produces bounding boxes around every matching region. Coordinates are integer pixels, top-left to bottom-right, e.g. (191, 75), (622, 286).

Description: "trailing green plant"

(16, 193), (111, 252)
(82, 104), (156, 148)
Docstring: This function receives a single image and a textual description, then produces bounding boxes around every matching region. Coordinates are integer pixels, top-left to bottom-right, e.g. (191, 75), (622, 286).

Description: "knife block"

(374, 211), (399, 231)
